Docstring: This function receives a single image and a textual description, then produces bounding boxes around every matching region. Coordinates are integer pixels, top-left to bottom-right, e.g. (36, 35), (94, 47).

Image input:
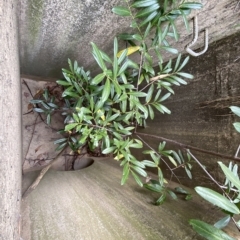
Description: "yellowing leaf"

(97, 109), (105, 121)
(164, 178), (168, 184)
(117, 46), (140, 58)
(114, 154), (124, 160)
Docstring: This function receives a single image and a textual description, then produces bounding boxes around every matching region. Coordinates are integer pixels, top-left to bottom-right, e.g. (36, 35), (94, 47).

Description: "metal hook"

(185, 16), (209, 57)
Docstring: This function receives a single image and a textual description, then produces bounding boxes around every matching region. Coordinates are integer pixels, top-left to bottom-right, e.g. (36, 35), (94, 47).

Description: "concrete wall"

(0, 1), (22, 239)
(18, 0), (240, 79)
(137, 32), (240, 188)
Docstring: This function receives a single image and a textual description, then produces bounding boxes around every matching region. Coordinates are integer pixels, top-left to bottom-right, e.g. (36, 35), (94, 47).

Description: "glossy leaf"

(112, 6), (131, 16)
(33, 108), (45, 113)
(102, 146), (116, 154)
(180, 3), (203, 10)
(139, 11), (158, 27)
(131, 165), (147, 177)
(214, 216), (231, 229)
(65, 123), (78, 131)
(135, 3), (160, 18)
(102, 78), (111, 102)
(131, 0), (158, 8)
(218, 161), (240, 191)
(56, 80), (72, 86)
(91, 42), (106, 70)
(142, 160), (156, 168)
(230, 106), (240, 117)
(155, 193), (167, 205)
(121, 164), (130, 185)
(189, 220), (235, 240)
(162, 46), (178, 54)
(177, 72), (194, 79)
(195, 187), (240, 214)
(131, 170), (143, 187)
(233, 123), (240, 133)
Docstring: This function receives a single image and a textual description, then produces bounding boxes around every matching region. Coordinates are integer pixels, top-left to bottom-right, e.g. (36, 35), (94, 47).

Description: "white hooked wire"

(185, 15), (209, 57)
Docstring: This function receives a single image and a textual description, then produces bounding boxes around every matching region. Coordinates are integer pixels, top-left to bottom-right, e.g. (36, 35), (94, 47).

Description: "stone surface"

(0, 1), (22, 239)
(21, 160), (239, 240)
(18, 0), (240, 79)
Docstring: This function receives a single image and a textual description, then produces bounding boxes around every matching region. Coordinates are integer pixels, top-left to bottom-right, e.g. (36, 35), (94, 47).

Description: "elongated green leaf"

(56, 80), (72, 86)
(139, 11), (158, 27)
(102, 146), (116, 154)
(218, 162), (240, 191)
(30, 99), (43, 104)
(131, 170), (143, 187)
(117, 49), (128, 65)
(162, 46), (178, 54)
(54, 138), (67, 145)
(65, 123), (78, 131)
(180, 3), (203, 10)
(127, 59), (139, 69)
(62, 90), (79, 98)
(168, 156), (177, 167)
(174, 54), (182, 72)
(142, 160), (156, 168)
(102, 78), (111, 102)
(132, 34), (142, 41)
(144, 22), (152, 39)
(230, 106), (240, 117)
(171, 75), (187, 85)
(155, 193), (167, 205)
(159, 92), (171, 102)
(33, 108), (45, 113)
(128, 91), (147, 97)
(168, 190), (177, 200)
(146, 84), (154, 103)
(189, 219), (235, 240)
(174, 187), (189, 195)
(135, 3), (160, 18)
(181, 10), (190, 32)
(46, 114), (51, 125)
(118, 33), (134, 40)
(55, 142), (67, 151)
(121, 164), (130, 185)
(214, 216), (231, 229)
(118, 60), (129, 76)
(148, 105), (154, 120)
(195, 187), (240, 214)
(112, 6), (131, 16)
(131, 0), (158, 8)
(92, 73), (105, 85)
(233, 122), (240, 133)
(177, 72), (194, 79)
(143, 182), (162, 193)
(91, 42), (106, 70)
(131, 165), (147, 177)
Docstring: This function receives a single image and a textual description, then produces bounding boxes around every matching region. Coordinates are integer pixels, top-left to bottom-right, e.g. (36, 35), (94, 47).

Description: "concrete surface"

(0, 1), (22, 239)
(18, 0), (240, 79)
(21, 160), (239, 240)
(136, 31), (240, 188)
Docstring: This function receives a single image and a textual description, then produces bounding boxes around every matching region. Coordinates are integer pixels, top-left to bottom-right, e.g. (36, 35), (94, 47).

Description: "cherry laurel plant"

(31, 0), (203, 204)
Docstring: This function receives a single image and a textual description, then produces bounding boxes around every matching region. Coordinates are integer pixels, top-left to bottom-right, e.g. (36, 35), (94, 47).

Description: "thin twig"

(22, 146), (67, 200)
(187, 150), (224, 191)
(188, 151), (240, 231)
(234, 144), (240, 158)
(22, 115), (39, 168)
(136, 134), (182, 185)
(135, 132), (240, 162)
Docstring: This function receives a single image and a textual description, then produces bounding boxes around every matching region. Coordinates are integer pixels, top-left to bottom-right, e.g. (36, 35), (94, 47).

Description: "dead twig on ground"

(22, 146), (67, 200)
